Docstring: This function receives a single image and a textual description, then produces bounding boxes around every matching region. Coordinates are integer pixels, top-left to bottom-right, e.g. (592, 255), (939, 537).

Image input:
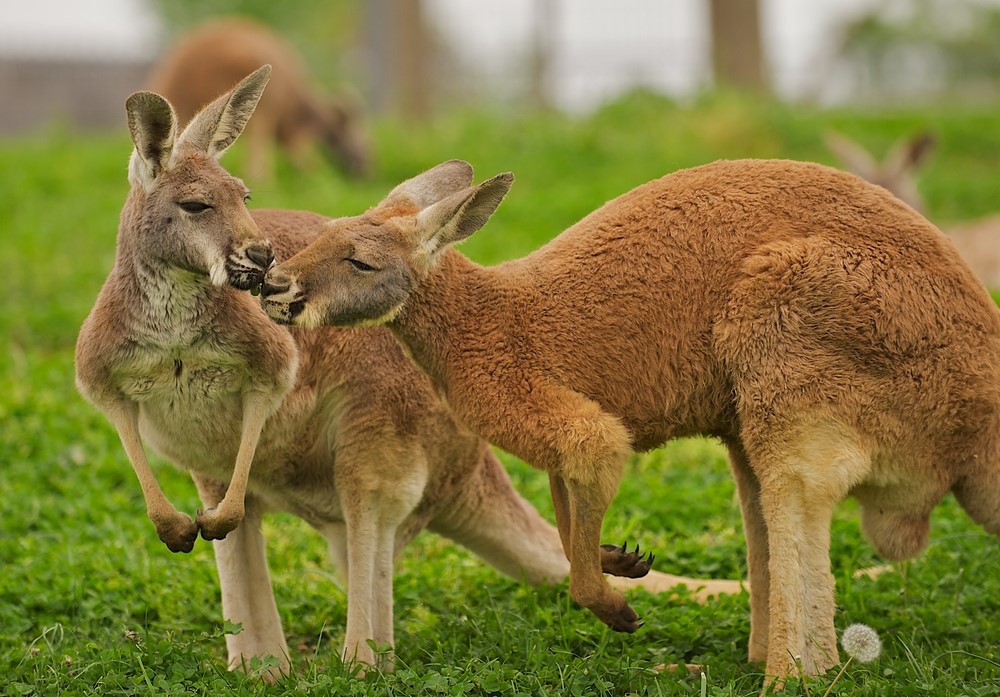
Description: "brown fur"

(828, 130), (1000, 289)
(76, 74), (735, 681)
(148, 16), (370, 179)
(262, 158), (1000, 684)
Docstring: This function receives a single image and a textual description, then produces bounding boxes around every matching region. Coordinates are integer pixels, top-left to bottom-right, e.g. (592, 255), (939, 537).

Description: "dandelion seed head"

(841, 623), (882, 663)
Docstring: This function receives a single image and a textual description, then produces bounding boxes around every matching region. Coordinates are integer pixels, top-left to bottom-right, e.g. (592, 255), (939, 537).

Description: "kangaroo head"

(317, 94), (372, 178)
(826, 130), (935, 213)
(260, 160), (512, 328)
(125, 64), (275, 291)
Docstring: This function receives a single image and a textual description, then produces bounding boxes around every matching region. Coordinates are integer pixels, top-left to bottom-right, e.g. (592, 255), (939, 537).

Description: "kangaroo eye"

(179, 201), (211, 213)
(347, 258), (376, 272)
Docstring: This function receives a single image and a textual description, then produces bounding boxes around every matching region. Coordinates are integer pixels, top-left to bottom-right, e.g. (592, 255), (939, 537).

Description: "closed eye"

(179, 201), (212, 213)
(346, 258), (376, 272)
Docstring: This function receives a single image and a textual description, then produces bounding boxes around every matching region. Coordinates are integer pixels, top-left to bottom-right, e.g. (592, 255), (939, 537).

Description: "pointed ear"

(177, 64), (271, 158)
(414, 172), (513, 254)
(383, 160), (475, 209)
(885, 131), (935, 176)
(825, 131), (878, 180)
(126, 91), (177, 189)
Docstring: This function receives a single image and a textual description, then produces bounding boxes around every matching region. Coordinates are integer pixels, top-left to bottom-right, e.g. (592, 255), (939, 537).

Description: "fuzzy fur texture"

(76, 78), (734, 682)
(828, 130), (1000, 289)
(262, 158), (1000, 683)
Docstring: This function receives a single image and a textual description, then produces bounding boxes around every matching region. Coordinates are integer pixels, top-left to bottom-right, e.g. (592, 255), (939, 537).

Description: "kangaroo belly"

(138, 390), (246, 481)
(128, 353), (346, 524)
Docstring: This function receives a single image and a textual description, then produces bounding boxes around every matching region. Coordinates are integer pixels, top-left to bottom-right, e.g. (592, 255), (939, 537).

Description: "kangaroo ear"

(383, 160), (475, 209)
(126, 91), (177, 190)
(884, 131), (935, 176)
(415, 172), (513, 255)
(177, 64), (271, 158)
(825, 130), (878, 180)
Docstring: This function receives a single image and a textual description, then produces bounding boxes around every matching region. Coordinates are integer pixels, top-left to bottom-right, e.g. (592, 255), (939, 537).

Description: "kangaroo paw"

(196, 506), (243, 541)
(593, 595), (643, 633)
(154, 513), (199, 553)
(600, 541), (654, 578)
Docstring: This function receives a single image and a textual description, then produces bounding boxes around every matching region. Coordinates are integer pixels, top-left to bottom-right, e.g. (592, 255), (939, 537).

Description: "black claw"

(647, 554), (656, 567)
(621, 541), (628, 553)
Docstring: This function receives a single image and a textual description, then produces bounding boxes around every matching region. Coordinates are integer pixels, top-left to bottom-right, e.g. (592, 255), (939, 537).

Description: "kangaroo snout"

(259, 268), (308, 325)
(225, 239), (275, 291)
(246, 242), (275, 271)
(260, 268), (292, 297)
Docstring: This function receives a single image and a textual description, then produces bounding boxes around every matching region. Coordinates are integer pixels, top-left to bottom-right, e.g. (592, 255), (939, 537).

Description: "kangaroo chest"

(118, 336), (261, 472)
(116, 334), (349, 524)
(119, 335), (252, 408)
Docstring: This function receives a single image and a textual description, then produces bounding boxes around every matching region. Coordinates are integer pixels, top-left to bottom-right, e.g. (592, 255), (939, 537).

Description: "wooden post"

(363, 0), (429, 118)
(708, 0), (768, 92)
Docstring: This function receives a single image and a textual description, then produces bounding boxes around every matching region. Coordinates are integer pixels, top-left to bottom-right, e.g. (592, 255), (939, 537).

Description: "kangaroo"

(827, 130), (1000, 289)
(75, 72), (739, 681)
(148, 16), (370, 180)
(260, 159), (1000, 685)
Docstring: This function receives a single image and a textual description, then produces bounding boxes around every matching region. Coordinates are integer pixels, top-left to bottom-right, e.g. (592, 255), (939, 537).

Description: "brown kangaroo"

(260, 158), (1000, 685)
(75, 72), (738, 681)
(148, 16), (370, 180)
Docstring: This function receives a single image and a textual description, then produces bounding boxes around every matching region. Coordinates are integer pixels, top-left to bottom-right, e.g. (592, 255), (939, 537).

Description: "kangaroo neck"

(390, 249), (497, 392)
(115, 194), (218, 339)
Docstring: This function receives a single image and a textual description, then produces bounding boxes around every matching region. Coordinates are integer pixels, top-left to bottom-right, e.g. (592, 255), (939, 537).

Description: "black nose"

(260, 273), (290, 298)
(246, 243), (274, 269)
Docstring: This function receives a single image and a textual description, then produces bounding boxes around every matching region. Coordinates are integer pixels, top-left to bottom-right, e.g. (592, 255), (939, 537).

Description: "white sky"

(424, 0), (882, 107)
(0, 0), (160, 60)
(0, 0), (946, 107)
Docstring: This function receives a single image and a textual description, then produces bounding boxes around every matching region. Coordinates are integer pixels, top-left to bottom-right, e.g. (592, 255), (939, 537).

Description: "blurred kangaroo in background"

(827, 130), (1000, 289)
(149, 16), (371, 180)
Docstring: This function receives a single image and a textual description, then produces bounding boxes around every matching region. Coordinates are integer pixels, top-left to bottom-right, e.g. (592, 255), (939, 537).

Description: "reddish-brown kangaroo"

(260, 158), (1000, 684)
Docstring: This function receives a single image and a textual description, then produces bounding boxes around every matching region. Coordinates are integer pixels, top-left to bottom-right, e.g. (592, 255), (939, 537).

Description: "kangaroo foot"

(600, 541), (654, 578)
(591, 593), (643, 632)
(571, 564), (644, 632)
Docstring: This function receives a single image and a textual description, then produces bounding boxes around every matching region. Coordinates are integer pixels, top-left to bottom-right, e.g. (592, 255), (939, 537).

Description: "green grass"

(3, 90), (1000, 695)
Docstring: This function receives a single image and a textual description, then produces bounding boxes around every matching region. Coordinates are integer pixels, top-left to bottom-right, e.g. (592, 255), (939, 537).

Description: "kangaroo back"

(827, 130), (1000, 288)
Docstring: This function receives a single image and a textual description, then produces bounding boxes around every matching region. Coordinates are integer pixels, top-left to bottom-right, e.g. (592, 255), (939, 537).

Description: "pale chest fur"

(122, 336), (347, 525)
(95, 285), (352, 527)
(119, 335), (263, 474)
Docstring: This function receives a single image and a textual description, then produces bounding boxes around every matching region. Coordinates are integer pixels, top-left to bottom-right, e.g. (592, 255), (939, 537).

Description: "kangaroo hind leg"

(192, 474), (289, 683)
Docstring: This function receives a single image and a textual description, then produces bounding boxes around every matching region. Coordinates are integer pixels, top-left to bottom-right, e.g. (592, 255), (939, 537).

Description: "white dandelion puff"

(821, 623), (884, 697)
(840, 623), (882, 664)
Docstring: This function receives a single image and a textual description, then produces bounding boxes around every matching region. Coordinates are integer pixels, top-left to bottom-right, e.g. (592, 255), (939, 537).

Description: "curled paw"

(154, 514), (198, 553)
(196, 507), (242, 541)
(600, 541), (655, 578)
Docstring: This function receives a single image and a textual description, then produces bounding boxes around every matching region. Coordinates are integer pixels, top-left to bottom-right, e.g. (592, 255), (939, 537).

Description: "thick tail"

(429, 447), (569, 585)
